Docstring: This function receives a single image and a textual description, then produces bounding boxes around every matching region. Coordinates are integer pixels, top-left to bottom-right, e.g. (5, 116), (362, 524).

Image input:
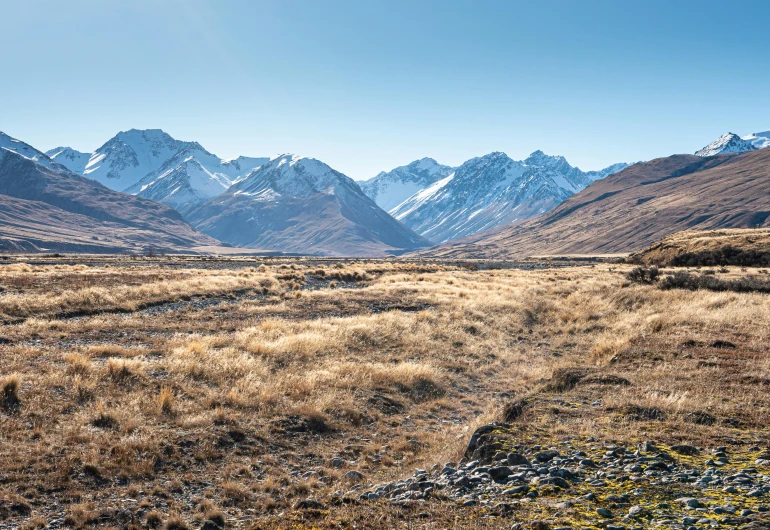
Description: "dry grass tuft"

(1, 374), (21, 410)
(158, 387), (175, 416)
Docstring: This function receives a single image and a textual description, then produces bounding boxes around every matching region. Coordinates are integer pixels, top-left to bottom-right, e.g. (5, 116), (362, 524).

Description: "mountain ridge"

(417, 149), (770, 259)
(390, 150), (627, 243)
(186, 154), (431, 256)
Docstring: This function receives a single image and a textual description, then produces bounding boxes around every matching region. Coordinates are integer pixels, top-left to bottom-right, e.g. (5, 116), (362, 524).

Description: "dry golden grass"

(631, 227), (770, 264)
(0, 257), (768, 528)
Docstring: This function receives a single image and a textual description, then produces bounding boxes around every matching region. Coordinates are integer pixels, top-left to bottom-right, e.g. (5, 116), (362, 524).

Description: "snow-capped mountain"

(124, 146), (269, 212)
(186, 154), (431, 256)
(360, 158), (454, 211)
(695, 133), (757, 157)
(45, 129), (269, 212)
(0, 131), (217, 253)
(391, 151), (628, 243)
(74, 129), (201, 191)
(46, 147), (91, 174)
(742, 130), (770, 150)
(2, 132), (64, 171)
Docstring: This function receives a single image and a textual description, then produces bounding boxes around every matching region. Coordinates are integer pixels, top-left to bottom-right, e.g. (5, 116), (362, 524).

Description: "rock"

(675, 497), (701, 508)
(331, 457), (345, 468)
(534, 450), (559, 463)
(538, 476), (570, 489)
(462, 499), (477, 506)
(671, 444), (700, 455)
(629, 505), (645, 516)
(490, 502), (515, 515)
(488, 466), (513, 481)
(579, 458), (596, 467)
(343, 470), (364, 483)
(596, 507), (613, 517)
(507, 452), (531, 466)
(503, 485), (529, 495)
(294, 499), (325, 510)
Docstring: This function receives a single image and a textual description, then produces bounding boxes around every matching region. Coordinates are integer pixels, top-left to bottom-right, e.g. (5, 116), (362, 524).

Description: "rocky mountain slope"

(186, 154), (431, 256)
(390, 151), (627, 243)
(695, 133), (757, 157)
(0, 131), (217, 253)
(359, 158), (454, 212)
(47, 129), (268, 211)
(420, 149), (770, 259)
(45, 147), (91, 173)
(695, 129), (770, 156)
(125, 147), (269, 213)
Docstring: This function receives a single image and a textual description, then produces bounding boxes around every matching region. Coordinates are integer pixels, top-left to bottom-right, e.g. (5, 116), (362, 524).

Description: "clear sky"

(1, 0), (769, 180)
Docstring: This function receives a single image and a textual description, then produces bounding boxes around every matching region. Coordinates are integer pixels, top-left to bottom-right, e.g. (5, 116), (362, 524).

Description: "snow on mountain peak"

(742, 129), (770, 150)
(46, 146), (91, 174)
(233, 153), (359, 200)
(0, 131), (62, 171)
(695, 132), (758, 157)
(390, 150), (627, 243)
(360, 157), (454, 211)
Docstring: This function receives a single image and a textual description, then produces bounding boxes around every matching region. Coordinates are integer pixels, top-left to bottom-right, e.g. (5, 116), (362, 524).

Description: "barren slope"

(422, 150), (770, 259)
(0, 148), (218, 253)
(629, 228), (770, 265)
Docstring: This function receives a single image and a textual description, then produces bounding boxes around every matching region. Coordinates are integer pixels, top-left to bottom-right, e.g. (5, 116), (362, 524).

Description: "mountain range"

(186, 154), (430, 256)
(0, 132), (217, 253)
(422, 147), (770, 259)
(6, 124), (769, 257)
(365, 151), (627, 243)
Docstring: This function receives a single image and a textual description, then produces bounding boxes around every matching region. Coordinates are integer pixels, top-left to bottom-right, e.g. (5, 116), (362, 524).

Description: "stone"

(331, 457), (345, 468)
(596, 507), (613, 517)
(489, 466), (513, 481)
(629, 505), (645, 516)
(294, 499), (325, 510)
(670, 444), (700, 456)
(507, 452), (531, 466)
(534, 450), (560, 463)
(675, 497), (701, 508)
(343, 470), (365, 483)
(538, 476), (570, 489)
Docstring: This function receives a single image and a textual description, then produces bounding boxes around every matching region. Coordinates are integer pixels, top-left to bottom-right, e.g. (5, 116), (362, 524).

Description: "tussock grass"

(1, 258), (768, 528)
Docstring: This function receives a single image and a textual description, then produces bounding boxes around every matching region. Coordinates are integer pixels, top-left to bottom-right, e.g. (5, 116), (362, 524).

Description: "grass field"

(0, 256), (768, 529)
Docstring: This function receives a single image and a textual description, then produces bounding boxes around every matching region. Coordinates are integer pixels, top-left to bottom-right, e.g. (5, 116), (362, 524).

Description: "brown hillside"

(0, 148), (218, 253)
(420, 149), (770, 259)
(629, 228), (770, 265)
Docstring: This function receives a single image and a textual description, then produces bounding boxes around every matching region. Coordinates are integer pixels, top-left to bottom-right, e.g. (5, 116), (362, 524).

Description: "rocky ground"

(346, 427), (770, 529)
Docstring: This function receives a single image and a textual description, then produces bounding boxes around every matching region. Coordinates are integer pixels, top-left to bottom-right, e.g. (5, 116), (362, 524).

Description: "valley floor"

(0, 256), (768, 529)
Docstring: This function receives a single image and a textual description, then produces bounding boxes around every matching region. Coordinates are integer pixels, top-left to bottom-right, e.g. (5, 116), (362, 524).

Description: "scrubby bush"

(626, 266), (660, 284)
(669, 246), (770, 267)
(659, 272), (770, 293)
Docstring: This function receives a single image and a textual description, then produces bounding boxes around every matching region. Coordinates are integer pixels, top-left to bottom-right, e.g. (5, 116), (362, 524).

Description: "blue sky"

(1, 0), (769, 180)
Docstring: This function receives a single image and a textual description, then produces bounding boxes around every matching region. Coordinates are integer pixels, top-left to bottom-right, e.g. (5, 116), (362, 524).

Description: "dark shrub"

(669, 246), (770, 267)
(626, 266), (660, 284)
(659, 272), (770, 293)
